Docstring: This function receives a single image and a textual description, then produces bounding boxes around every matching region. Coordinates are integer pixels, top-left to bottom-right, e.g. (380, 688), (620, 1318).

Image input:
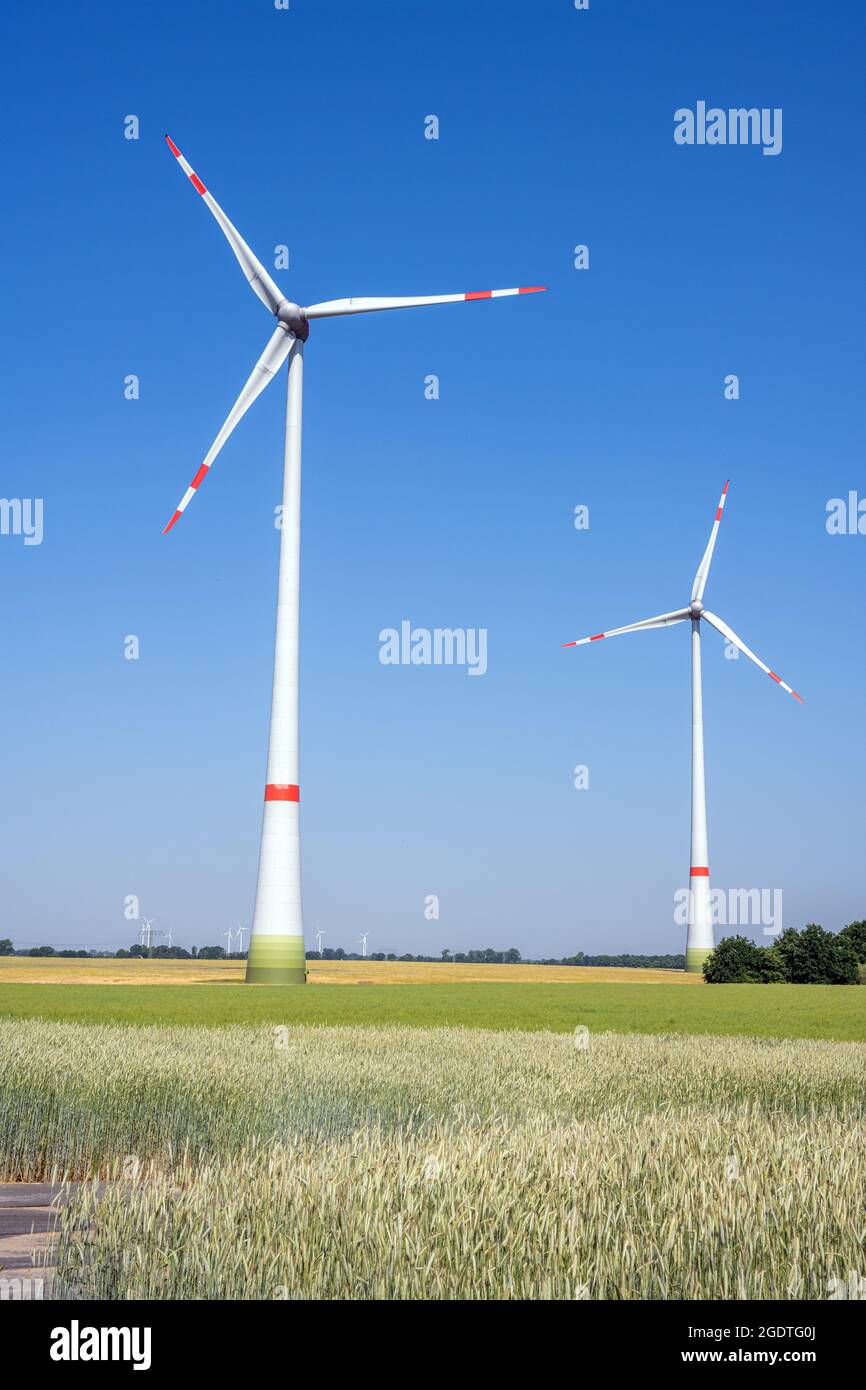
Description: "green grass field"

(0, 980), (863, 1039)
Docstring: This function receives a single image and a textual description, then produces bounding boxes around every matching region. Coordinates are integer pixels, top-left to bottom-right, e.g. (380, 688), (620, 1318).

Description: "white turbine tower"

(141, 918), (156, 954)
(563, 481), (802, 973)
(161, 135), (545, 985)
(222, 926), (235, 957)
(314, 928), (324, 956)
(358, 933), (369, 959)
(236, 924), (246, 955)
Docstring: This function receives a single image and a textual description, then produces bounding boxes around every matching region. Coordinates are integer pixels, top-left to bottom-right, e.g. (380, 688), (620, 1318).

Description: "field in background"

(3, 1021), (862, 1299)
(0, 980), (863, 1039)
(0, 957), (694, 986)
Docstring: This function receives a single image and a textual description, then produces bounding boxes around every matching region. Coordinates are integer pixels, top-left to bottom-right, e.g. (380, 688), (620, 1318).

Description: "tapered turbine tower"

(160, 136), (545, 983)
(563, 482), (802, 973)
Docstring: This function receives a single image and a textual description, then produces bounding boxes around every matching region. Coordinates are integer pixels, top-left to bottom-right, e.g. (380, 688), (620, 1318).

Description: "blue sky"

(1, 0), (864, 954)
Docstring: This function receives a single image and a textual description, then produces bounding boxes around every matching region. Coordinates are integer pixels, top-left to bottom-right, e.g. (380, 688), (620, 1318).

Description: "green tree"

(774, 923), (858, 985)
(771, 927), (808, 982)
(0, 939), (13, 956)
(839, 920), (866, 964)
(703, 935), (781, 984)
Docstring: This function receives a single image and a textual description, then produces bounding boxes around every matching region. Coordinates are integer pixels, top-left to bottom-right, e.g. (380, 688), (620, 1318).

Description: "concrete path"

(0, 1183), (80, 1298)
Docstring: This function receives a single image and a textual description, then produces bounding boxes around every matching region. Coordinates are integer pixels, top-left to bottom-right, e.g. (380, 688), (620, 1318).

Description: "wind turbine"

(140, 918), (156, 954)
(235, 923), (246, 955)
(562, 481), (802, 973)
(358, 933), (369, 959)
(161, 135), (545, 985)
(222, 926), (236, 957)
(314, 928), (325, 956)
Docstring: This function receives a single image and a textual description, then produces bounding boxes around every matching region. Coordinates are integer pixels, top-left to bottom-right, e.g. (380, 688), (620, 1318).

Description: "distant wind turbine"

(563, 482), (802, 973)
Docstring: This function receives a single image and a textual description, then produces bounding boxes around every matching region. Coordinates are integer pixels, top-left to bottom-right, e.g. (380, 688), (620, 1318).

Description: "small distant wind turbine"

(141, 918), (156, 953)
(222, 926), (235, 957)
(314, 928), (325, 956)
(358, 933), (369, 959)
(235, 923), (246, 955)
(563, 481), (803, 973)
(160, 135), (545, 985)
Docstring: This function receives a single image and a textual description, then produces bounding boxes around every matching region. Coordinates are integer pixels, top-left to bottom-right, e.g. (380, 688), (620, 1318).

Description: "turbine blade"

(562, 608), (690, 647)
(304, 287), (546, 319)
(162, 327), (294, 534)
(164, 134), (287, 317)
(691, 480), (730, 602)
(701, 611), (803, 702)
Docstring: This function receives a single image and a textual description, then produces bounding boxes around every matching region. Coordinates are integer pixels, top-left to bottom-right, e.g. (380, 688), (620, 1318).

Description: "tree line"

(704, 921), (866, 984)
(3, 928), (864, 980)
(0, 940), (683, 966)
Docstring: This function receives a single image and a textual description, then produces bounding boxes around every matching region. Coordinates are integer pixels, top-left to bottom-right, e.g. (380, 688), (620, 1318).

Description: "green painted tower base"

(685, 946), (713, 974)
(245, 934), (307, 984)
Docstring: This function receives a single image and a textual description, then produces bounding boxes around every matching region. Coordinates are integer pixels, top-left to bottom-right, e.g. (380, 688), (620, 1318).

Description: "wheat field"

(0, 956), (697, 986)
(2, 1019), (862, 1299)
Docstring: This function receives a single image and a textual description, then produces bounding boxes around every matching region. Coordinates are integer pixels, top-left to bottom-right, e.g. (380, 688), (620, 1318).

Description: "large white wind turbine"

(161, 136), (545, 984)
(563, 481), (802, 973)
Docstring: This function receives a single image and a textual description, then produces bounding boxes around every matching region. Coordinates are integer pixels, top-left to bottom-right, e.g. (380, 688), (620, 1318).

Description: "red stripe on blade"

(191, 464), (208, 489)
(189, 172), (207, 195)
(162, 510), (182, 535)
(715, 507), (723, 520)
(465, 291), (492, 300)
(561, 641), (577, 648)
(265, 784), (299, 802)
(519, 286), (546, 293)
(589, 633), (605, 642)
(690, 867), (710, 876)
(792, 691), (804, 703)
(769, 672), (781, 683)
(165, 134), (180, 158)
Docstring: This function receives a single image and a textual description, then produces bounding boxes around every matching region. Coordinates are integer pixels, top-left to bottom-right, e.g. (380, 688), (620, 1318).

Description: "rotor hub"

(277, 301), (309, 341)
(689, 600), (704, 618)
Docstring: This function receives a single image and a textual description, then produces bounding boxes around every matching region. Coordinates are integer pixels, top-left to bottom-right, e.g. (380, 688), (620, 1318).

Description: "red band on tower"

(265, 784), (299, 802)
